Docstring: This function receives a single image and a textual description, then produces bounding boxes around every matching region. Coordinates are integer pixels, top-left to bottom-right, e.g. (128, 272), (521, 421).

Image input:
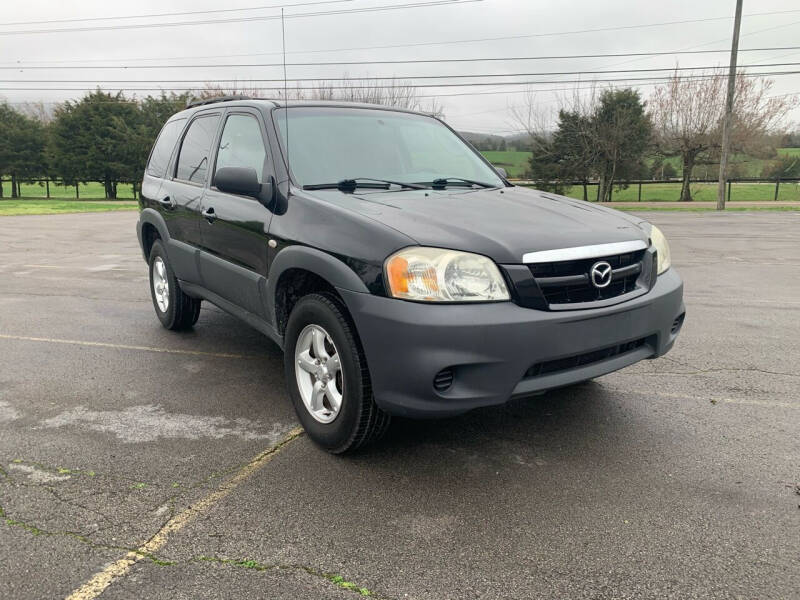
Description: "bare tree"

(649, 70), (796, 201)
(196, 78), (444, 117)
(15, 100), (54, 124)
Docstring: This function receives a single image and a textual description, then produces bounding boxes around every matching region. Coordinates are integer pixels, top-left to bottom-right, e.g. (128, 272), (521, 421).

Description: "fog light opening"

(671, 312), (685, 335)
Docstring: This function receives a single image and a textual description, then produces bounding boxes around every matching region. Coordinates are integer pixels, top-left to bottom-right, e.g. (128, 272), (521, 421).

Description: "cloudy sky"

(1, 0), (799, 133)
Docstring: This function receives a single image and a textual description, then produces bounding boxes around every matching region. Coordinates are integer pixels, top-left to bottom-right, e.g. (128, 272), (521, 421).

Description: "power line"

(2, 5), (798, 38)
(6, 62), (800, 84)
(2, 0), (354, 27)
(8, 48), (800, 71)
(0, 0), (481, 36)
(3, 69), (799, 93)
(6, 46), (800, 69)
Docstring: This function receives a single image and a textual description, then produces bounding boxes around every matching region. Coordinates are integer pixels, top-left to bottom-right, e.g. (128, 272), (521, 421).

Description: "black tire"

(148, 240), (201, 331)
(284, 293), (390, 453)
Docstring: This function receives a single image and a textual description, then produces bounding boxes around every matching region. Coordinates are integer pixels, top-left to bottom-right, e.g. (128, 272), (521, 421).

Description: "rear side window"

(146, 118), (185, 178)
(175, 114), (220, 184)
(215, 114), (268, 183)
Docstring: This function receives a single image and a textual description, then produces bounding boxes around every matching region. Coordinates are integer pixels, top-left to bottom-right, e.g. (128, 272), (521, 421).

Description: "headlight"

(385, 247), (510, 302)
(650, 225), (671, 274)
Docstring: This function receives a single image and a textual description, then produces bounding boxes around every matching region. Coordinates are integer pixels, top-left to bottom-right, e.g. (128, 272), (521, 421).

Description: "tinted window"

(146, 118), (185, 178)
(175, 114), (220, 184)
(273, 107), (502, 188)
(215, 114), (267, 183)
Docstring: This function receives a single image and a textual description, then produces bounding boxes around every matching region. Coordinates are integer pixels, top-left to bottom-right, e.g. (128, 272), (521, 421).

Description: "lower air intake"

(433, 368), (454, 392)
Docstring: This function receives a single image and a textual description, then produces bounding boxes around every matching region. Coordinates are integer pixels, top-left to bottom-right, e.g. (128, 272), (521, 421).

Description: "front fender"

(265, 244), (370, 323)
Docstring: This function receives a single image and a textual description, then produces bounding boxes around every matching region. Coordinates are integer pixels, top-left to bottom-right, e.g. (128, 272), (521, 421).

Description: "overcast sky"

(1, 0), (798, 133)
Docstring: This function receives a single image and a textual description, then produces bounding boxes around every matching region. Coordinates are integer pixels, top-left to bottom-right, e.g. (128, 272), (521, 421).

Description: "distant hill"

(459, 130), (529, 152)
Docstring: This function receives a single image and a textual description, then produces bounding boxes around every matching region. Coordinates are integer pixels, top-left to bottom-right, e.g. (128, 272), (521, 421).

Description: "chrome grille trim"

(522, 240), (648, 264)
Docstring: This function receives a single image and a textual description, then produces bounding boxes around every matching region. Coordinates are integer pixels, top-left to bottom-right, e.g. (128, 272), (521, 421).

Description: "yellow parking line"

(65, 427), (304, 600)
(0, 334), (257, 360)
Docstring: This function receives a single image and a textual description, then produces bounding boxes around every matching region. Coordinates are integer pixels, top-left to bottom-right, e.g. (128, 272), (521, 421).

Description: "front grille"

(529, 250), (646, 307)
(433, 368), (454, 392)
(525, 337), (649, 378)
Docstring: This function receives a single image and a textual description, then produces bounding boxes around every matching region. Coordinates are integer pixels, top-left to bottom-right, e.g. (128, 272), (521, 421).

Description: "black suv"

(137, 97), (684, 453)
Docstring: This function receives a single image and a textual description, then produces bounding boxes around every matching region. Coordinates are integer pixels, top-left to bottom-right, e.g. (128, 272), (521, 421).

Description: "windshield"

(273, 107), (504, 188)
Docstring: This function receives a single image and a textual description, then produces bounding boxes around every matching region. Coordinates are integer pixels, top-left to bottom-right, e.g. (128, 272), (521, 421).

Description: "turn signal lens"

(650, 225), (672, 275)
(385, 247), (509, 302)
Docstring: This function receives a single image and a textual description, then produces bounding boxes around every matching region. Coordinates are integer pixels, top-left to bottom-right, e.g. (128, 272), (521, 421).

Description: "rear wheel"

(148, 240), (201, 330)
(284, 293), (389, 453)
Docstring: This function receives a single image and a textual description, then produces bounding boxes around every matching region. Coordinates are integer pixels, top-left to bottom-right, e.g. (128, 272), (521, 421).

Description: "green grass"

(0, 199), (138, 216)
(614, 204), (800, 212)
(3, 181), (137, 200)
(482, 148), (800, 181)
(480, 150), (530, 178)
(558, 182), (800, 202)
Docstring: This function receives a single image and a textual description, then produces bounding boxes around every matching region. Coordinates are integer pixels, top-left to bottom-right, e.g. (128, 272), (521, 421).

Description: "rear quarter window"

(146, 118), (186, 178)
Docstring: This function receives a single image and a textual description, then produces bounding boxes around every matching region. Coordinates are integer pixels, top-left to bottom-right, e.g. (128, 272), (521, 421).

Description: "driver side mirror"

(496, 167), (508, 179)
(215, 167), (262, 198)
(215, 167), (276, 209)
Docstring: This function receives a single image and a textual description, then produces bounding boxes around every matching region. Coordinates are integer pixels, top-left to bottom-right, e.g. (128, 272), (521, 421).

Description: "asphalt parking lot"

(0, 210), (798, 599)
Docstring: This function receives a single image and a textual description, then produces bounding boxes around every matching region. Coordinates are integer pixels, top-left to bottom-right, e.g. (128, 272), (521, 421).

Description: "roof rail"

(185, 95), (252, 109)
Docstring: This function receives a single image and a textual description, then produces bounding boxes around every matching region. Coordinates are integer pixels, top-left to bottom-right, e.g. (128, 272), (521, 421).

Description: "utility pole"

(717, 0), (744, 210)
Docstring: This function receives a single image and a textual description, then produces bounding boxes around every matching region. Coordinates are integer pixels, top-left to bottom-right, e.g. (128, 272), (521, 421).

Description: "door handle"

(202, 207), (217, 223)
(157, 196), (174, 209)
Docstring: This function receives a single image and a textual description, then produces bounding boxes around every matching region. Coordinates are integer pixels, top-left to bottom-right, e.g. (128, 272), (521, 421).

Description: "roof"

(177, 96), (424, 117)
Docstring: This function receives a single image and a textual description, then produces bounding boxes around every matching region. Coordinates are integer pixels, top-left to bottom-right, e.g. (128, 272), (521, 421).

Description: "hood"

(304, 186), (649, 264)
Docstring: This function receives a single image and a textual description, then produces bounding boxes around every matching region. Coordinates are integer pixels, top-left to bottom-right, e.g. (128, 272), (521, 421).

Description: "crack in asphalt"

(629, 356), (800, 378)
(0, 501), (175, 566)
(192, 555), (391, 599)
(64, 427), (304, 600)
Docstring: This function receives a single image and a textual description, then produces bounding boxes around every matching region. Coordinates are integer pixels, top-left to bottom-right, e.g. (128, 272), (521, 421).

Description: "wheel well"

(274, 268), (343, 335)
(142, 223), (160, 259)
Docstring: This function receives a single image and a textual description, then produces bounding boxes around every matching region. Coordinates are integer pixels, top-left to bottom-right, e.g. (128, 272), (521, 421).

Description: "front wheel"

(284, 293), (389, 453)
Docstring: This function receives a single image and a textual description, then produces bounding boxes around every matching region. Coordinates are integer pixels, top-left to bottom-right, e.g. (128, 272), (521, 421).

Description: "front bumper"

(338, 268), (684, 418)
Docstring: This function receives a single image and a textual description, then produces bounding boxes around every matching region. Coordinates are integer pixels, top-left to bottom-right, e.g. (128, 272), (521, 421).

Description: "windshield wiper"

(426, 177), (498, 189)
(303, 177), (425, 192)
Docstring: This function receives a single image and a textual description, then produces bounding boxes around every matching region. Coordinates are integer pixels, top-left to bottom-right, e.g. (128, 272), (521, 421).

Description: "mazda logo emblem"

(590, 261), (613, 288)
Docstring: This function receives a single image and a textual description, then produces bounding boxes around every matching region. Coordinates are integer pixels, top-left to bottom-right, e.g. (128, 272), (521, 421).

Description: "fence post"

(75, 183), (80, 199)
(133, 182), (137, 200)
(727, 179), (731, 204)
(774, 178), (780, 202)
(46, 179), (50, 199)
(638, 182), (642, 202)
(609, 184), (613, 203)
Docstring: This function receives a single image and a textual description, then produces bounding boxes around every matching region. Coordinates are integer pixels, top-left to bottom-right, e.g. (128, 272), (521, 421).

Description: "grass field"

(613, 204), (800, 212)
(555, 181), (800, 202)
(482, 148), (800, 181)
(480, 150), (531, 178)
(0, 200), (138, 216)
(2, 181), (137, 200)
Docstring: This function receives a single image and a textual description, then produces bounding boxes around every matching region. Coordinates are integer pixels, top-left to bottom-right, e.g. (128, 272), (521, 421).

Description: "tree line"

(0, 78), (444, 199)
(0, 91), (190, 198)
(511, 70), (798, 201)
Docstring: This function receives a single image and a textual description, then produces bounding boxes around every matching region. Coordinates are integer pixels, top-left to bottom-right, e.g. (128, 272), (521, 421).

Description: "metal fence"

(2, 176), (800, 202)
(0, 178), (139, 200)
(512, 177), (800, 202)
